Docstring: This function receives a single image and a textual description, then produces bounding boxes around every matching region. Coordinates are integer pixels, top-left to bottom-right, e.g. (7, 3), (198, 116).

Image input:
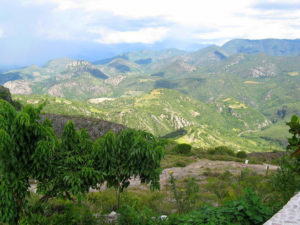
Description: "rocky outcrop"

(0, 85), (13, 103)
(4, 80), (32, 95)
(64, 60), (108, 79)
(104, 75), (126, 86)
(40, 114), (127, 140)
(251, 64), (276, 78)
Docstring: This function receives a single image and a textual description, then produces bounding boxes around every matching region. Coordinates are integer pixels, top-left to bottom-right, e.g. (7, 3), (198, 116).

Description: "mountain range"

(1, 38), (300, 151)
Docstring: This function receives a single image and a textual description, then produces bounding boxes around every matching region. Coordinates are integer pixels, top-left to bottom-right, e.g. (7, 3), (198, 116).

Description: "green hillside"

(14, 88), (283, 152)
(2, 40), (300, 153)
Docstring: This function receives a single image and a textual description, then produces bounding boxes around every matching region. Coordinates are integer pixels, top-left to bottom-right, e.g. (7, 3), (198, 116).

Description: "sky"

(0, 0), (300, 65)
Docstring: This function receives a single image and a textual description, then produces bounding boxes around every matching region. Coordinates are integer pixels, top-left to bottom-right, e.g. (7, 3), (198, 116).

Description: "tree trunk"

(116, 186), (121, 210)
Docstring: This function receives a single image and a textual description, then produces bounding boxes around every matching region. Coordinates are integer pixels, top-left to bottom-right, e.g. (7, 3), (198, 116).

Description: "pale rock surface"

(264, 192), (300, 225)
(4, 80), (32, 95)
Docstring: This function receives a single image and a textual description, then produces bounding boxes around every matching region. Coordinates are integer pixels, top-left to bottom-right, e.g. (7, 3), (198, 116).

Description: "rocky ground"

(129, 159), (278, 189)
(29, 158), (278, 193)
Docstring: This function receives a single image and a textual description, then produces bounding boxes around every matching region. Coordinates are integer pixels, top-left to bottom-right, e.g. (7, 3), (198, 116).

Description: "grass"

(161, 142), (282, 169)
(25, 166), (284, 224)
(161, 154), (197, 168)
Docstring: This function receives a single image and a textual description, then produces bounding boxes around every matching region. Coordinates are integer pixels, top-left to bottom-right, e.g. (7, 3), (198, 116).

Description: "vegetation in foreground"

(0, 100), (164, 224)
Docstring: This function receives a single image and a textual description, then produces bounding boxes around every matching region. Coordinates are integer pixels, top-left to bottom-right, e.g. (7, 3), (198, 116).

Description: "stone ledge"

(264, 192), (300, 225)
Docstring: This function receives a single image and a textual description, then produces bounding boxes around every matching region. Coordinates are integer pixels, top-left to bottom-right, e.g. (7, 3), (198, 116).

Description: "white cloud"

(92, 27), (169, 44)
(22, 0), (300, 44)
(28, 0), (255, 26)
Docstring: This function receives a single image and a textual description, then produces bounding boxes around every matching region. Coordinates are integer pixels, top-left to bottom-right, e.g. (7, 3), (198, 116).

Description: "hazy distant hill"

(222, 39), (300, 56)
(2, 39), (300, 151)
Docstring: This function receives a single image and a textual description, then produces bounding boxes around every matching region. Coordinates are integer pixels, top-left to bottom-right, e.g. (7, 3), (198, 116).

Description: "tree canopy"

(92, 129), (165, 208)
(0, 100), (165, 224)
(0, 100), (56, 224)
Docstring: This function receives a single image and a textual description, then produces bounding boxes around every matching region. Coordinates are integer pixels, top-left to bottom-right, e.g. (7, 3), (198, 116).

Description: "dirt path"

(129, 159), (278, 188)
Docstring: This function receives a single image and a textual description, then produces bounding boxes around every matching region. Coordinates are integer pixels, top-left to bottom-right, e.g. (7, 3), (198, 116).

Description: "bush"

(236, 151), (247, 159)
(50, 203), (96, 225)
(118, 206), (165, 225)
(169, 173), (200, 213)
(172, 144), (192, 155)
(207, 146), (235, 156)
(168, 189), (273, 225)
(21, 199), (97, 225)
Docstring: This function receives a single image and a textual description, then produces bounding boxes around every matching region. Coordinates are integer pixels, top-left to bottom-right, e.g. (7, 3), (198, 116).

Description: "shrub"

(169, 172), (200, 213)
(237, 151), (247, 159)
(118, 206), (165, 225)
(168, 189), (273, 225)
(172, 143), (192, 155)
(21, 199), (97, 225)
(207, 146), (235, 156)
(271, 115), (300, 204)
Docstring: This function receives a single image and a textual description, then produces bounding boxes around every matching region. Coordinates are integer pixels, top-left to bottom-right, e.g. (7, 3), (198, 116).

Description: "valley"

(1, 38), (300, 225)
(2, 39), (299, 153)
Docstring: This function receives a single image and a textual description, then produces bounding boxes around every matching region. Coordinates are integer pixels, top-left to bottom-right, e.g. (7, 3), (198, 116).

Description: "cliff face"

(0, 85), (13, 103)
(40, 114), (127, 140)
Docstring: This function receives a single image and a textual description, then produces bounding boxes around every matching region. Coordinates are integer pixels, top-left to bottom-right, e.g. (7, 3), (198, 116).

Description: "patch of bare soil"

(129, 159), (278, 189)
(30, 159), (278, 193)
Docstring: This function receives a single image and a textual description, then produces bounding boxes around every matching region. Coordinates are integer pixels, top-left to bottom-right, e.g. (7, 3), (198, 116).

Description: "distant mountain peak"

(222, 39), (300, 56)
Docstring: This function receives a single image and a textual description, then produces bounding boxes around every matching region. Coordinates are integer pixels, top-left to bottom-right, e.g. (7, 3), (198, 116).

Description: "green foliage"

(169, 172), (200, 213)
(115, 189), (273, 225)
(287, 115), (300, 161)
(86, 188), (170, 215)
(14, 89), (284, 153)
(20, 198), (96, 225)
(207, 146), (236, 156)
(168, 189), (273, 225)
(236, 151), (248, 159)
(0, 100), (57, 224)
(118, 206), (161, 225)
(172, 143), (192, 155)
(92, 129), (165, 208)
(271, 158), (299, 203)
(271, 115), (300, 203)
(38, 120), (103, 200)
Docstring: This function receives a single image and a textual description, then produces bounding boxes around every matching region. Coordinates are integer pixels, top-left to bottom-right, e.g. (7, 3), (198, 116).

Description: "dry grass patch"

(288, 72), (299, 76)
(244, 81), (262, 84)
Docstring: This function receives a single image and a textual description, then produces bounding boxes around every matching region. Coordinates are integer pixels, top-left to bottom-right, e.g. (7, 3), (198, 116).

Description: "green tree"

(272, 115), (300, 203)
(38, 120), (103, 201)
(287, 115), (300, 160)
(0, 100), (56, 224)
(92, 129), (165, 209)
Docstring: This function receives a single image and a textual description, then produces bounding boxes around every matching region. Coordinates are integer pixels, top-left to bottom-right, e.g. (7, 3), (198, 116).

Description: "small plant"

(20, 199), (97, 225)
(172, 143), (192, 155)
(236, 151), (247, 159)
(169, 170), (200, 213)
(118, 206), (166, 225)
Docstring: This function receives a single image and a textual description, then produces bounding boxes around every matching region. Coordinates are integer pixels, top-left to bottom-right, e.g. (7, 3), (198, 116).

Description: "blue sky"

(0, 0), (300, 66)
